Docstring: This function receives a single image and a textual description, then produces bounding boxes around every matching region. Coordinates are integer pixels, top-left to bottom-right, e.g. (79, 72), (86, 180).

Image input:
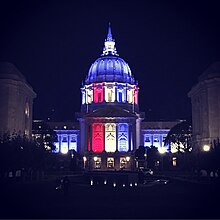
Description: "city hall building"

(33, 25), (180, 171)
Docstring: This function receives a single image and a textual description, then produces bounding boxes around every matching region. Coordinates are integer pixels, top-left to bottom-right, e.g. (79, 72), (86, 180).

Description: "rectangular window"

(69, 135), (77, 151)
(94, 157), (101, 169)
(144, 135), (151, 147)
(120, 157), (127, 169)
(107, 157), (114, 168)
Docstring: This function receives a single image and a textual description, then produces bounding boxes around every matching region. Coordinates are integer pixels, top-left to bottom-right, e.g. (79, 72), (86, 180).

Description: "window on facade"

(69, 135), (77, 151)
(61, 136), (68, 154)
(62, 136), (68, 142)
(127, 89), (134, 103)
(105, 123), (116, 152)
(94, 157), (101, 169)
(145, 136), (151, 142)
(118, 123), (129, 152)
(105, 84), (115, 102)
(118, 91), (122, 102)
(120, 157), (127, 169)
(154, 137), (159, 142)
(107, 157), (114, 168)
(144, 136), (151, 147)
(92, 123), (104, 152)
(94, 84), (103, 103)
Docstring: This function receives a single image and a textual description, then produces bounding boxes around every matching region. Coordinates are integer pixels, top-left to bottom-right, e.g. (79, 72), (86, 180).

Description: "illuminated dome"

(85, 24), (135, 85)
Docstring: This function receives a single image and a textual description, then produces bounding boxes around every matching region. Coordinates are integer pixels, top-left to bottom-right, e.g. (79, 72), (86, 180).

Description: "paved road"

(0, 176), (219, 219)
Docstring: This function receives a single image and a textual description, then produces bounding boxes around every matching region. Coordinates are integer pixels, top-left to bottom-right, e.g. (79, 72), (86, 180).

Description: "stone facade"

(0, 62), (36, 137)
(188, 62), (220, 150)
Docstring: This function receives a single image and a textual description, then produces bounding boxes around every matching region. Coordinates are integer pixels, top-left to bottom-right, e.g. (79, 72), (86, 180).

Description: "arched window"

(105, 123), (116, 152)
(105, 83), (115, 102)
(92, 123), (104, 152)
(94, 83), (103, 103)
(118, 123), (129, 152)
(117, 84), (126, 103)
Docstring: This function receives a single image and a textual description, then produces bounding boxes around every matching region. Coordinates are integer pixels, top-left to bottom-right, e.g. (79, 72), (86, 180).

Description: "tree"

(164, 121), (192, 153)
(32, 121), (57, 152)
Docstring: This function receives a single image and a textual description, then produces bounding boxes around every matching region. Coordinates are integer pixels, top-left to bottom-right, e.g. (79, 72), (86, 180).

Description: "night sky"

(1, 0), (220, 122)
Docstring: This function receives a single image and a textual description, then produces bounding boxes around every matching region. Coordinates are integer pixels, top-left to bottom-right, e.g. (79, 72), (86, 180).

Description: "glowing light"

(134, 182), (138, 186)
(83, 156), (87, 162)
(104, 180), (107, 185)
(126, 156), (130, 162)
(130, 183), (132, 187)
(90, 180), (93, 186)
(113, 182), (116, 187)
(158, 147), (166, 154)
(93, 156), (98, 161)
(203, 145), (210, 152)
(123, 184), (125, 187)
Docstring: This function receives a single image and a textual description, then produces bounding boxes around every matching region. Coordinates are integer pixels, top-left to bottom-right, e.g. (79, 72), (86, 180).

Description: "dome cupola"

(85, 23), (135, 85)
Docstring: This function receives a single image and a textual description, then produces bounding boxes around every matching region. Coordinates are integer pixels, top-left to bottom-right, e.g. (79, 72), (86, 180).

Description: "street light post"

(158, 147), (166, 171)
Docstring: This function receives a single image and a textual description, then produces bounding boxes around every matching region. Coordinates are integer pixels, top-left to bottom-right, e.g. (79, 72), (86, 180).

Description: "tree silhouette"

(164, 121), (192, 153)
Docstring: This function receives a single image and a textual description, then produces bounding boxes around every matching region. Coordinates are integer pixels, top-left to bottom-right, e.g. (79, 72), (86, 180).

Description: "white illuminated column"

(81, 88), (86, 104)
(86, 85), (93, 104)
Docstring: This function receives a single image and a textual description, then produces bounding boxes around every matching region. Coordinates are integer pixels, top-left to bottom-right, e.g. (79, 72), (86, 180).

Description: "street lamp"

(203, 144), (210, 152)
(158, 147), (166, 171)
(83, 156), (87, 169)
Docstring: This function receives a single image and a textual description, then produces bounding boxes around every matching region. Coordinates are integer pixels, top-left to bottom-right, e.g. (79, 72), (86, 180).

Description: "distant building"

(0, 62), (36, 137)
(188, 62), (220, 150)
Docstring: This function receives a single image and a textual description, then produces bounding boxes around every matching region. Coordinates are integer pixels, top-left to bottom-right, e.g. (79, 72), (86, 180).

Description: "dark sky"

(0, 0), (220, 122)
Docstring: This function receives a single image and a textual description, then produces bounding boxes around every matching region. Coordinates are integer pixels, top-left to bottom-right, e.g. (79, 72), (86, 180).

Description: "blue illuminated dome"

(85, 24), (135, 85)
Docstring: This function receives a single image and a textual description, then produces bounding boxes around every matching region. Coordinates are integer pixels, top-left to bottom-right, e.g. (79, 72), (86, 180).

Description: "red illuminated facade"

(92, 123), (104, 152)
